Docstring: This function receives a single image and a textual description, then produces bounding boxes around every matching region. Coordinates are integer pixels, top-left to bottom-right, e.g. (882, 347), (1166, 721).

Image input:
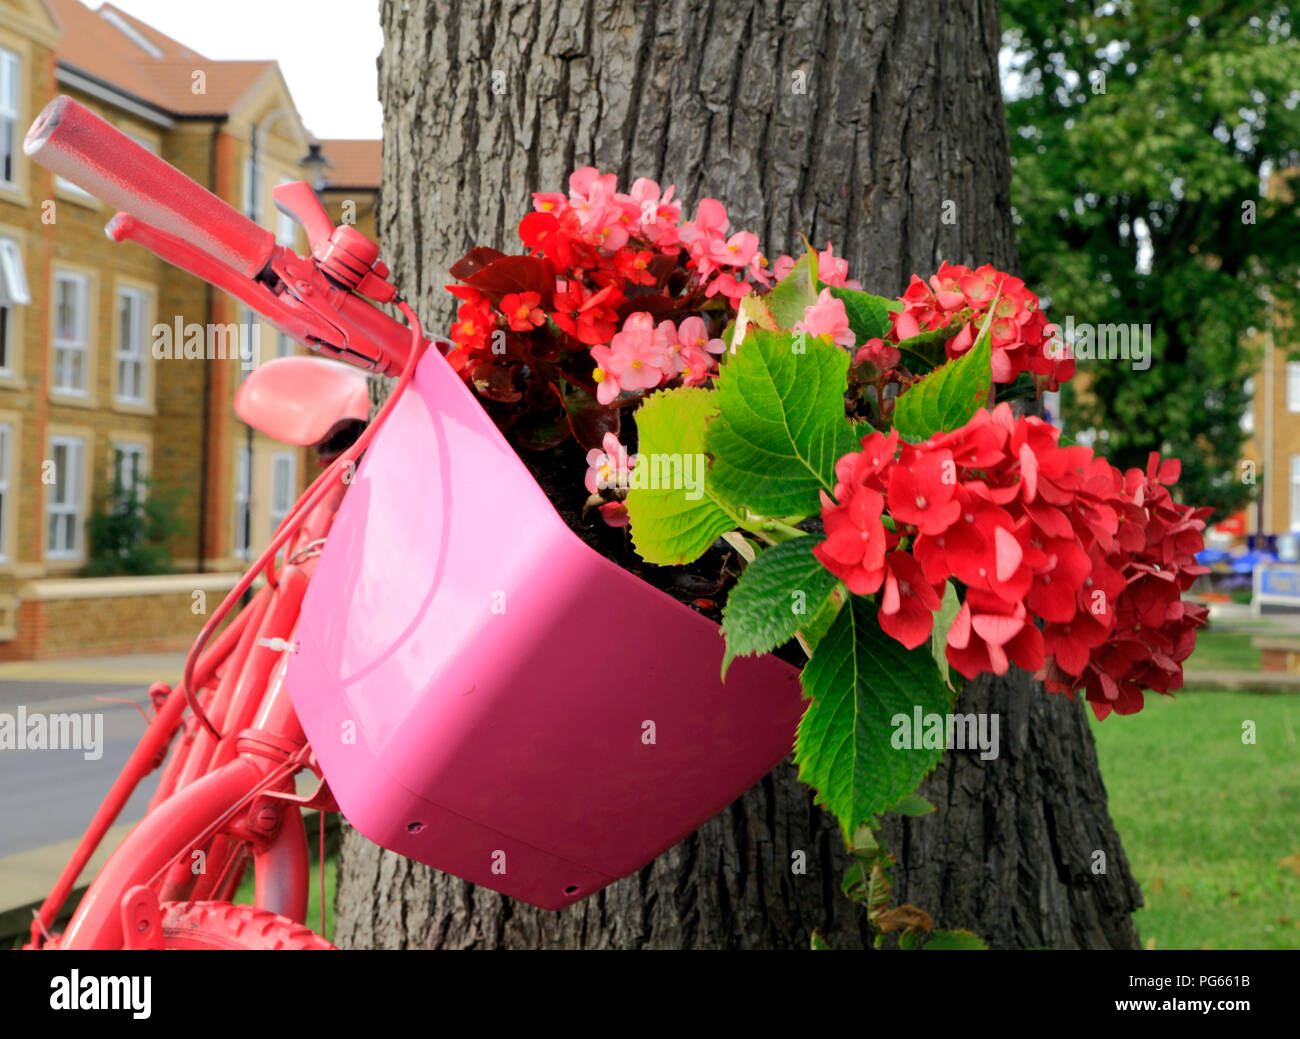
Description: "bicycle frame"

(30, 469), (350, 949)
(20, 95), (436, 949)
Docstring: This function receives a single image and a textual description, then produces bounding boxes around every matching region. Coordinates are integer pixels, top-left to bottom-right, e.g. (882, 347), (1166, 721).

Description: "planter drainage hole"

(407, 822), (425, 833)
(564, 885), (580, 895)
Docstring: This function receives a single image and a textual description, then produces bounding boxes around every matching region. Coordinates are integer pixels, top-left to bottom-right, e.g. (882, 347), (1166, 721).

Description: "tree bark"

(335, 0), (1142, 950)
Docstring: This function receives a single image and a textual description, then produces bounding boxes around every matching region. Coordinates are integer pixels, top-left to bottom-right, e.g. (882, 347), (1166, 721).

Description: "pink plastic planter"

(285, 348), (805, 910)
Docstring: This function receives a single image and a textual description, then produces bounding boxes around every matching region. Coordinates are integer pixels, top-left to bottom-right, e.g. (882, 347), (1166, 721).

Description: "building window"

(239, 303), (259, 380)
(0, 237), (29, 374)
(115, 288), (149, 404)
(270, 451), (296, 535)
(47, 435), (85, 559)
(112, 441), (146, 503)
(234, 446), (251, 559)
(0, 48), (18, 185)
(53, 272), (90, 395)
(276, 176), (296, 245)
(1288, 362), (1300, 414)
(0, 422), (10, 560)
(1292, 456), (1300, 533)
(1241, 377), (1255, 434)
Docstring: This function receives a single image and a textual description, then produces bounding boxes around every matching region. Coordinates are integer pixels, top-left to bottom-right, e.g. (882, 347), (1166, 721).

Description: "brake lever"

(273, 181), (334, 253)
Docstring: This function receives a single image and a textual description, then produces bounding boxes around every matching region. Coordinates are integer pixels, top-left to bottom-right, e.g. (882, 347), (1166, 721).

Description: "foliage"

(84, 477), (185, 577)
(442, 168), (1217, 943)
(1001, 1), (1300, 520)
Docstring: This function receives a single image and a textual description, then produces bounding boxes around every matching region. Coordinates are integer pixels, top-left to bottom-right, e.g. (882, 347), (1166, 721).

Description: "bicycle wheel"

(159, 901), (334, 950)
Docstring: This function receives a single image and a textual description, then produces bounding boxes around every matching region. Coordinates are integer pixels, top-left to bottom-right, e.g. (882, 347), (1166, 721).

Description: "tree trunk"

(335, 0), (1143, 950)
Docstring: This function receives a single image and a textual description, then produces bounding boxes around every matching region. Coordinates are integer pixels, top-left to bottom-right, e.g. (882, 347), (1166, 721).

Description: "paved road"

(0, 658), (182, 859)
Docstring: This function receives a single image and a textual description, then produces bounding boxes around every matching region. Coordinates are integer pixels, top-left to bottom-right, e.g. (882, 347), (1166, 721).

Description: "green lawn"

(1184, 629), (1262, 672)
(1090, 691), (1300, 949)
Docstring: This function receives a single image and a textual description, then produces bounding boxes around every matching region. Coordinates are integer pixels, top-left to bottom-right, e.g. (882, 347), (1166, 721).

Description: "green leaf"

(706, 329), (859, 518)
(923, 929), (988, 951)
(720, 536), (838, 677)
(890, 793), (937, 817)
(894, 322), (961, 366)
(890, 317), (993, 442)
(728, 292), (777, 353)
(625, 387), (739, 565)
(810, 930), (832, 950)
(765, 252), (819, 328)
(930, 580), (961, 692)
(796, 597), (954, 838)
(794, 582), (845, 658)
(823, 285), (893, 343)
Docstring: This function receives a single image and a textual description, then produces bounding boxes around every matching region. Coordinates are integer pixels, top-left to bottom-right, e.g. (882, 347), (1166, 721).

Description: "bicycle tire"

(159, 901), (334, 950)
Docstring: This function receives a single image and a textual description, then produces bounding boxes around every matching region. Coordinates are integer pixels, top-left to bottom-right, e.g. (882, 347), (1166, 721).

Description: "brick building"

(0, 0), (380, 657)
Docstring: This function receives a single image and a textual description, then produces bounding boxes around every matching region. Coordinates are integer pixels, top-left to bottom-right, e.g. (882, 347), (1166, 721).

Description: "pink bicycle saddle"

(235, 355), (370, 446)
(285, 347), (805, 910)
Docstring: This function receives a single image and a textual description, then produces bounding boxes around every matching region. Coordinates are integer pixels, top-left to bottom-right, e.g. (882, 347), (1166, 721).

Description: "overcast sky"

(97, 0), (384, 139)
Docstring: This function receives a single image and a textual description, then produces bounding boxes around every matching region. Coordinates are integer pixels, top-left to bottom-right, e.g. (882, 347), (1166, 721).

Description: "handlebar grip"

(25, 95), (275, 279)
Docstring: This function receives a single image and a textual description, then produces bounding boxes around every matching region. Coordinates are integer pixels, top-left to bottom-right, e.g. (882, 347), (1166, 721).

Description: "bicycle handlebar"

(26, 95), (275, 279)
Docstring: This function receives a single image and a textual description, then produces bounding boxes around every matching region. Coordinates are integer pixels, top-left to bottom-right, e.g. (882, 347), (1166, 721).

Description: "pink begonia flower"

(706, 231), (760, 270)
(589, 345), (624, 405)
(677, 342), (716, 386)
(603, 312), (674, 393)
(662, 317), (728, 381)
(855, 337), (902, 371)
(771, 254), (796, 281)
(597, 501), (630, 527)
(628, 178), (682, 249)
(680, 197), (729, 247)
(585, 432), (636, 494)
(817, 242), (863, 291)
(704, 271), (752, 303)
(796, 288), (854, 349)
(747, 252), (774, 287)
(532, 191), (567, 214)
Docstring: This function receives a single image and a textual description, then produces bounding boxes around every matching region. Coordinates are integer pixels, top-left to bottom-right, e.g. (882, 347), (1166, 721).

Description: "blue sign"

(1256, 564), (1300, 609)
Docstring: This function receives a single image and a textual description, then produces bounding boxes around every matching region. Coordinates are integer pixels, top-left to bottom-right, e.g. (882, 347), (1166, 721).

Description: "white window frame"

(0, 48), (19, 188)
(0, 237), (27, 375)
(270, 451), (296, 535)
(234, 445), (251, 559)
(1287, 362), (1300, 414)
(276, 175), (296, 246)
(47, 435), (86, 560)
(53, 272), (90, 396)
(0, 422), (11, 561)
(115, 287), (149, 404)
(1291, 455), (1300, 533)
(112, 440), (147, 502)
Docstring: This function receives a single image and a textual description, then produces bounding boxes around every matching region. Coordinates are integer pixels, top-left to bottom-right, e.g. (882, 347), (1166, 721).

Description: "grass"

(1090, 690), (1300, 949)
(1184, 629), (1262, 672)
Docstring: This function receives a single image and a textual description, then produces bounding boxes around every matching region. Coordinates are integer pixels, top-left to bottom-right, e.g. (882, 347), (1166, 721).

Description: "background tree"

(335, 0), (1143, 950)
(1001, 0), (1300, 519)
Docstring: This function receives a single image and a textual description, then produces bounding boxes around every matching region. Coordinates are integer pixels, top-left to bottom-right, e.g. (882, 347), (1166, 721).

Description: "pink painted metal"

(284, 344), (806, 911)
(235, 356), (370, 449)
(22, 93), (808, 946)
(24, 95), (274, 278)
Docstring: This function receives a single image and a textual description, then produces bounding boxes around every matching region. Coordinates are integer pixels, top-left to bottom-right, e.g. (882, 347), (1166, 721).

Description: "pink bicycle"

(20, 96), (804, 950)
